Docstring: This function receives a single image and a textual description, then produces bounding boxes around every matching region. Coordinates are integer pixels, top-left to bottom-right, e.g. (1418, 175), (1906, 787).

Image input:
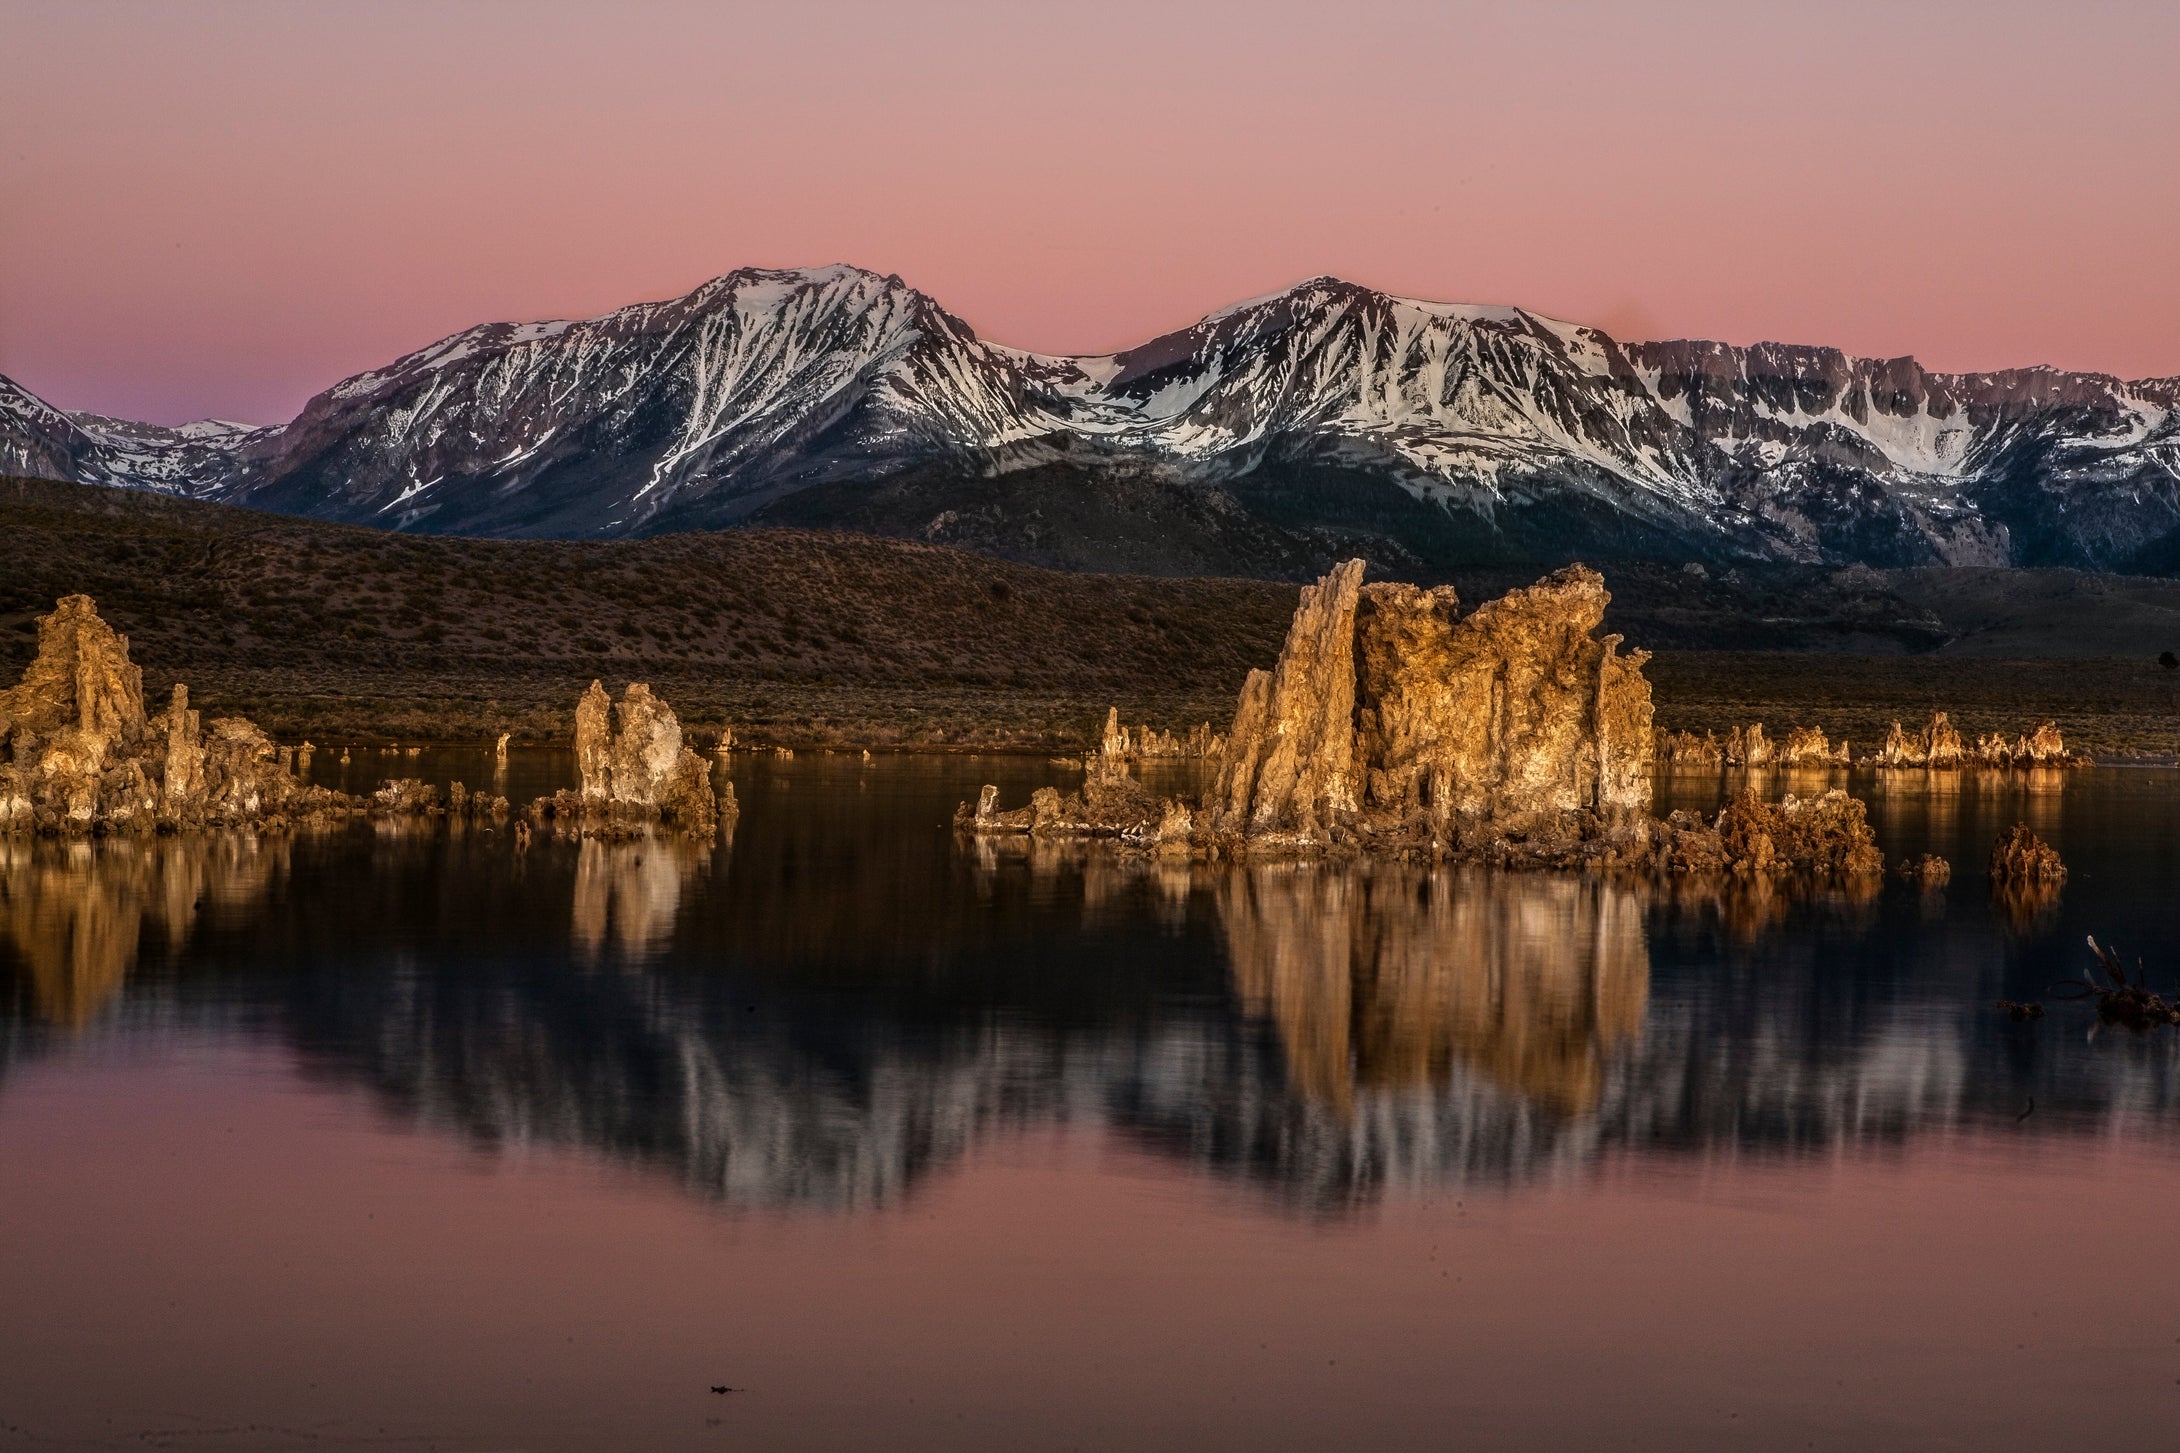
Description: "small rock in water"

(1989, 825), (2065, 883)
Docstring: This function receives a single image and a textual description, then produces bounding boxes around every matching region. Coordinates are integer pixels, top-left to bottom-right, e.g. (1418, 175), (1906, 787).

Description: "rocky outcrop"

(1350, 566), (1655, 834)
(1895, 853), (1952, 886)
(0, 596), (353, 834)
(371, 779), (511, 820)
(1988, 824), (2066, 932)
(1669, 715), (2072, 772)
(961, 751), (1163, 844)
(1724, 723), (1774, 768)
(1975, 721), (2078, 766)
(1664, 789), (1885, 878)
(972, 563), (1685, 864)
(530, 680), (728, 835)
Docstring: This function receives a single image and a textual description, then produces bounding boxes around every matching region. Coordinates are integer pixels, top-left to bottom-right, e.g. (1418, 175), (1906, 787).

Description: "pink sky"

(4, 0), (2177, 426)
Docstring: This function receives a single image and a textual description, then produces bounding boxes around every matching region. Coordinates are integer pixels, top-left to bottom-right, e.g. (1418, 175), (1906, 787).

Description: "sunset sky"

(5, 0), (2177, 426)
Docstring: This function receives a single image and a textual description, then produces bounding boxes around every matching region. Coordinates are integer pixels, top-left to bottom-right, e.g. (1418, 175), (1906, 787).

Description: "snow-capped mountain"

(6, 264), (2178, 576)
(0, 374), (268, 497)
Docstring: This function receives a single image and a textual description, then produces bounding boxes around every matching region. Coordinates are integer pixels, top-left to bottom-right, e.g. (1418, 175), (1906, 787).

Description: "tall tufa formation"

(1206, 562), (1654, 846)
(535, 680), (726, 834)
(1205, 560), (1369, 843)
(0, 596), (334, 834)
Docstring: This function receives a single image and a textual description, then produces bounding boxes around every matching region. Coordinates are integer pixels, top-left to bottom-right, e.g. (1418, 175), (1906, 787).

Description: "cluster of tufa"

(1869, 713), (2077, 768)
(0, 596), (355, 834)
(1660, 723), (1852, 767)
(1, 598), (726, 843)
(1096, 708), (1225, 762)
(371, 778), (511, 820)
(1662, 714), (2076, 770)
(966, 562), (1880, 878)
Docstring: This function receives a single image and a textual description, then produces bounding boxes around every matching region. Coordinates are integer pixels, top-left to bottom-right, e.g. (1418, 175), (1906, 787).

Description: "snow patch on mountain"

(7, 263), (2180, 570)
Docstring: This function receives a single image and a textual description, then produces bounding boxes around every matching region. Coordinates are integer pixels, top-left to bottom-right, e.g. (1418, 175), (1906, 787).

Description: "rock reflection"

(570, 834), (715, 963)
(0, 834), (288, 1026)
(1216, 865), (1647, 1116)
(1993, 878), (2065, 936)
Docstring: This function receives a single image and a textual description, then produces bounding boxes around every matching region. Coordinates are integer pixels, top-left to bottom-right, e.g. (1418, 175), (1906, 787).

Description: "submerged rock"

(531, 680), (725, 835)
(1895, 853), (1952, 886)
(0, 596), (354, 834)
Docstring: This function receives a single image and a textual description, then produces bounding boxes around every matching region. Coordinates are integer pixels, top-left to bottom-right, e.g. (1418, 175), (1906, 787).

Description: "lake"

(3, 753), (2178, 1451)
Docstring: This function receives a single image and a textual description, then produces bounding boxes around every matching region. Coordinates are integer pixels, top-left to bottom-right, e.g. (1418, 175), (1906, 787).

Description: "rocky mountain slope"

(6, 265), (2178, 576)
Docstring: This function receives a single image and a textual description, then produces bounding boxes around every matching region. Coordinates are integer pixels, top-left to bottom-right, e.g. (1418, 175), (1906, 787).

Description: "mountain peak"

(7, 268), (2179, 574)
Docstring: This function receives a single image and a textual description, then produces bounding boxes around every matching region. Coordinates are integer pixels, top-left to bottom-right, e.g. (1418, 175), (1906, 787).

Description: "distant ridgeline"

(5, 266), (2179, 579)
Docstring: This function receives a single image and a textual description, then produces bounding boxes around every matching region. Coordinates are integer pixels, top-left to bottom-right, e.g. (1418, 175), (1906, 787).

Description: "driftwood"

(2051, 937), (2180, 1031)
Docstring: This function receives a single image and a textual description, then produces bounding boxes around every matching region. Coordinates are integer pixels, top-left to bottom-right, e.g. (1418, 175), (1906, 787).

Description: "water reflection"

(0, 833), (288, 1027)
(3, 759), (2179, 1217)
(570, 833), (717, 963)
(1215, 864), (1647, 1116)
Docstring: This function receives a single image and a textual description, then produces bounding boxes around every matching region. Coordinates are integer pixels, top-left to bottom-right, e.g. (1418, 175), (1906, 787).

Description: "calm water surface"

(3, 753), (2179, 1451)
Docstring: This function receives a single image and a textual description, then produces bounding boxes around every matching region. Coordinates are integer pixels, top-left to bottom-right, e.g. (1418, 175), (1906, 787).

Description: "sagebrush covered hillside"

(4, 476), (2177, 755)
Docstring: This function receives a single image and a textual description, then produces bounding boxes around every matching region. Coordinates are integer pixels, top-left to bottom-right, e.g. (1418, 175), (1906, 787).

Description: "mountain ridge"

(6, 264), (2177, 578)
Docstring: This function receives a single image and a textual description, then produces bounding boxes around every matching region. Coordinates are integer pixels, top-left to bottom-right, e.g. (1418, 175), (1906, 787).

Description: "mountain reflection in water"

(3, 757), (2177, 1217)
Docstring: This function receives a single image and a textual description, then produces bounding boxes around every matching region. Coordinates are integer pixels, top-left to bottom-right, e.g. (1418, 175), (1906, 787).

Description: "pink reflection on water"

(2, 1040), (2176, 1452)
